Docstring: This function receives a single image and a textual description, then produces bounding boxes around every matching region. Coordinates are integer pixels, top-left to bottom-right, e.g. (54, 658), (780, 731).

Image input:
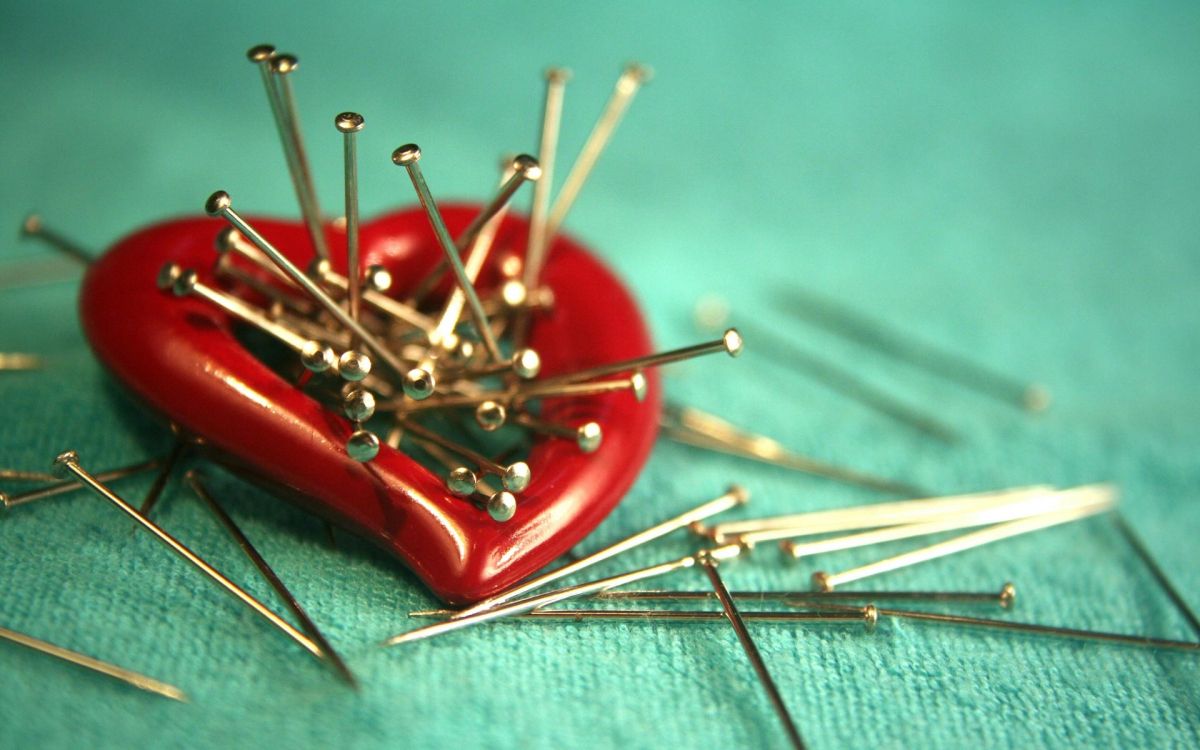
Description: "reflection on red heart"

(79, 205), (660, 604)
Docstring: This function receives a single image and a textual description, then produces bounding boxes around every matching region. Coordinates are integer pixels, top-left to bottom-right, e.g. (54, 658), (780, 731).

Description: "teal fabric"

(2, 2), (1198, 747)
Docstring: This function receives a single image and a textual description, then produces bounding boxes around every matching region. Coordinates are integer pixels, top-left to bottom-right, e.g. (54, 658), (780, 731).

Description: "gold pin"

(513, 412), (603, 453)
(544, 63), (651, 240)
(185, 472), (357, 687)
(661, 403), (921, 496)
(453, 486), (748, 619)
(400, 420), (530, 492)
(811, 484), (1116, 591)
(159, 263), (337, 373)
(335, 112), (365, 341)
(20, 213), (93, 265)
(392, 144), (504, 365)
(0, 624), (186, 702)
(779, 287), (1051, 412)
(246, 46), (329, 261)
(2, 457), (162, 511)
(0, 353), (44, 371)
(382, 545), (743, 647)
(698, 550), (806, 750)
(51, 451), (322, 660)
(205, 191), (410, 388)
(532, 330), (741, 388)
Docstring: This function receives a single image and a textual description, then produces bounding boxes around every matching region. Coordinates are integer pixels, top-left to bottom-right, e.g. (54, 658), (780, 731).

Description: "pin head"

(501, 280), (527, 308)
(811, 571), (832, 592)
(487, 491), (517, 522)
(300, 341), (336, 373)
(335, 112), (365, 133)
(863, 605), (879, 632)
(576, 422), (603, 453)
(271, 54), (299, 75)
(21, 213), (42, 236)
(214, 226), (237, 254)
(512, 348), (541, 379)
(205, 191), (232, 217)
(728, 484), (751, 505)
(246, 44), (275, 62)
(446, 467), (478, 497)
(346, 430), (380, 462)
(511, 154), (542, 182)
(631, 371), (648, 402)
(1000, 582), (1016, 609)
(337, 351), (372, 382)
(403, 366), (436, 400)
(545, 67), (572, 84)
(622, 62), (654, 86)
(391, 144), (421, 166)
(365, 265), (392, 293)
(308, 258), (333, 279)
(51, 450), (80, 477)
(343, 388), (376, 422)
(502, 462), (531, 493)
(723, 328), (743, 357)
(156, 263), (183, 291)
(475, 400), (506, 432)
(171, 269), (199, 297)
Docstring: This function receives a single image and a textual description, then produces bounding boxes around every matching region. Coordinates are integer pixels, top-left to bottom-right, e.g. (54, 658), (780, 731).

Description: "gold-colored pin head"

(511, 154), (542, 182)
(51, 450), (80, 477)
(364, 265), (392, 293)
(335, 112), (365, 133)
(156, 263), (183, 291)
(545, 67), (572, 84)
(487, 491), (517, 522)
(864, 605), (879, 632)
(391, 144), (422, 166)
(205, 191), (232, 217)
(214, 226), (238, 254)
(1000, 582), (1017, 609)
(21, 213), (42, 236)
(246, 44), (275, 62)
(271, 54), (299, 75)
(623, 62), (653, 85)
(576, 422), (602, 453)
(475, 401), (507, 432)
(631, 371), (648, 402)
(511, 348), (541, 379)
(446, 467), (478, 497)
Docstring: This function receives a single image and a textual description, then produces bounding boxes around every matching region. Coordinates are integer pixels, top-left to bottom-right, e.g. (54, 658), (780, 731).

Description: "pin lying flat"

(381, 372), (645, 413)
(0, 468), (58, 482)
(0, 624), (187, 702)
(52, 451), (322, 660)
(598, 583), (1016, 609)
(2, 457), (162, 510)
(661, 403), (921, 496)
(452, 486), (748, 619)
(20, 214), (94, 265)
(185, 472), (357, 688)
(136, 440), (189, 517)
(410, 608), (872, 625)
(0, 353), (45, 371)
(1111, 514), (1200, 639)
(699, 551), (806, 750)
(383, 545), (743, 646)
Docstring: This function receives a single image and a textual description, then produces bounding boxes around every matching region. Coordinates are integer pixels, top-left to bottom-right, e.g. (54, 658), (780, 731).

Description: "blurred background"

(1, 2), (1197, 748)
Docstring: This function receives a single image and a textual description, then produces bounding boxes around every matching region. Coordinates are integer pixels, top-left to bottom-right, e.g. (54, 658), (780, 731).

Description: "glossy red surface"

(79, 205), (660, 604)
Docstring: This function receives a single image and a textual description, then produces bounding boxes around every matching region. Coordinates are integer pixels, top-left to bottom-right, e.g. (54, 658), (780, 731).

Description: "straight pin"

(453, 486), (748, 619)
(0, 353), (45, 371)
(382, 545), (743, 647)
(51, 451), (323, 660)
(521, 68), (570, 301)
(598, 583), (1016, 609)
(513, 412), (603, 453)
(20, 214), (94, 265)
(0, 468), (58, 482)
(335, 112), (365, 343)
(2, 457), (162, 511)
(392, 145), (503, 364)
(661, 403), (921, 496)
(699, 551), (806, 750)
(137, 439), (189, 517)
(533, 330), (742, 389)
(1111, 514), (1200, 639)
(269, 52), (330, 261)
(0, 624), (187, 702)
(380, 372), (646, 413)
(409, 608), (871, 625)
(812, 485), (1116, 591)
(400, 420), (531, 492)
(185, 472), (358, 688)
(309, 260), (437, 331)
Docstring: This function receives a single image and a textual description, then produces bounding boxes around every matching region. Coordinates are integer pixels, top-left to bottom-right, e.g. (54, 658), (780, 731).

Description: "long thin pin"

(0, 353), (45, 371)
(661, 403), (920, 496)
(599, 583), (1016, 609)
(20, 214), (94, 265)
(533, 329), (742, 388)
(137, 440), (189, 517)
(779, 288), (1051, 412)
(400, 420), (530, 493)
(205, 192), (410, 385)
(410, 608), (871, 625)
(51, 451), (322, 660)
(269, 53), (330, 261)
(1111, 513), (1200, 639)
(336, 113), (365, 344)
(2, 458), (163, 511)
(512, 412), (603, 453)
(0, 468), (58, 482)
(0, 625), (187, 702)
(521, 68), (570, 299)
(813, 485), (1116, 591)
(392, 145), (503, 363)
(309, 262), (437, 331)
(454, 486), (749, 619)
(545, 63), (651, 240)
(381, 372), (647, 413)
(185, 472), (357, 688)
(700, 552), (806, 750)
(382, 546), (740, 647)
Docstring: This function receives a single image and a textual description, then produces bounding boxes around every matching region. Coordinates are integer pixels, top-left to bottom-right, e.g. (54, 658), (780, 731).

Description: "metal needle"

(0, 625), (187, 702)
(185, 472), (357, 688)
(699, 551), (806, 750)
(51, 451), (322, 660)
(533, 330), (742, 388)
(269, 53), (330, 261)
(597, 583), (1016, 609)
(205, 192), (410, 386)
(2, 458), (163, 511)
(400, 420), (530, 492)
(409, 608), (871, 625)
(522, 68), (570, 298)
(20, 214), (94, 265)
(335, 112), (364, 344)
(392, 144), (503, 363)
(137, 440), (189, 517)
(453, 486), (748, 619)
(1111, 514), (1200, 639)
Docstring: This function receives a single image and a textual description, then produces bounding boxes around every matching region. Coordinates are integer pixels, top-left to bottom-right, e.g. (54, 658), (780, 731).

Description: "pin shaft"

(136, 440), (189, 517)
(534, 330), (741, 388)
(2, 458), (162, 510)
(20, 214), (94, 265)
(411, 608), (869, 624)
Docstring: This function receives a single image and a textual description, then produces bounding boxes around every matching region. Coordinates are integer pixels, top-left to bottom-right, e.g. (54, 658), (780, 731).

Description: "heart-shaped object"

(79, 205), (660, 604)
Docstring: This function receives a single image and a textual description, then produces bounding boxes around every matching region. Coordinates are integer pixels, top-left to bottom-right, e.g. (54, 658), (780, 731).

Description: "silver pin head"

(403, 366), (436, 400)
(347, 430), (380, 462)
(337, 351), (372, 382)
(205, 191), (232, 216)
(512, 348), (541, 379)
(335, 112), (365, 133)
(511, 154), (542, 182)
(246, 44), (275, 62)
(343, 388), (376, 422)
(475, 401), (507, 432)
(576, 422), (603, 453)
(487, 491), (517, 522)
(502, 462), (531, 493)
(391, 144), (422, 166)
(446, 467), (478, 497)
(723, 328), (744, 357)
(51, 450), (80, 477)
(300, 341), (336, 373)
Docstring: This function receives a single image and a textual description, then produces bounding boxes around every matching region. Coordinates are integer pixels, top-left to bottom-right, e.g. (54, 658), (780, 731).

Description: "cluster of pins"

(383, 483), (1200, 750)
(151, 45), (740, 522)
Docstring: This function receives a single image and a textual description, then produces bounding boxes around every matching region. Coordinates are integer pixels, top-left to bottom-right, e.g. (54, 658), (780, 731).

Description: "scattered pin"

(598, 583), (1016, 609)
(409, 608), (872, 626)
(51, 451), (322, 660)
(0, 468), (58, 482)
(1111, 514), (1200, 639)
(2, 457), (163, 511)
(185, 472), (357, 687)
(20, 214), (94, 265)
(0, 624), (186, 702)
(137, 439), (189, 517)
(0, 353), (44, 371)
(453, 486), (748, 619)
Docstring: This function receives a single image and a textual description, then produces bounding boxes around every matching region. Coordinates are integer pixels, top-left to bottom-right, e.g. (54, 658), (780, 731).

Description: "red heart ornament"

(79, 205), (660, 604)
